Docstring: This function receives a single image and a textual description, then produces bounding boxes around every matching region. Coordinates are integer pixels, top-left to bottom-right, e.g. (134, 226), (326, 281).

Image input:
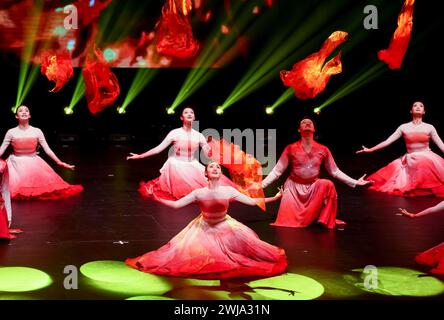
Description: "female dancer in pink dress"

(400, 202), (444, 274)
(357, 102), (444, 197)
(127, 107), (233, 200)
(126, 162), (287, 279)
(0, 106), (83, 200)
(0, 159), (12, 240)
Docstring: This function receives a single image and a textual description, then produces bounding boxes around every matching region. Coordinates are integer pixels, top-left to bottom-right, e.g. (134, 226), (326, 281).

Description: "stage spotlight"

(117, 106), (126, 114)
(265, 106), (274, 115)
(313, 107), (321, 115)
(64, 107), (74, 115)
(216, 107), (224, 115)
(166, 107), (175, 115)
(11, 106), (18, 113)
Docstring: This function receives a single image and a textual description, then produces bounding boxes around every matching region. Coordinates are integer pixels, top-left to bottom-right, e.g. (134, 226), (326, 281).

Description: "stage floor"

(1, 146), (443, 300)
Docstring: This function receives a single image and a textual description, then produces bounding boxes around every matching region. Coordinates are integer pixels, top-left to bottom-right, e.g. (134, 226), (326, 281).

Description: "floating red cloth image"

(280, 31), (348, 99)
(74, 0), (112, 27)
(40, 50), (73, 93)
(378, 0), (415, 69)
(82, 46), (120, 114)
(208, 138), (266, 211)
(155, 0), (199, 59)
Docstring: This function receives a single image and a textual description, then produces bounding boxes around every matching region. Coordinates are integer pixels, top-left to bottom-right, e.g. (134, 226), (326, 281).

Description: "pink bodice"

(11, 137), (39, 156)
(403, 132), (430, 153)
(286, 141), (331, 183)
(199, 198), (230, 224)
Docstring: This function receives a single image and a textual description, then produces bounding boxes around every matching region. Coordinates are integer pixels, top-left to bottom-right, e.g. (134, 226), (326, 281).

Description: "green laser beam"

(68, 75), (86, 111)
(170, 1), (260, 110)
(121, 69), (159, 110)
(221, 0), (351, 111)
(16, 0), (44, 108)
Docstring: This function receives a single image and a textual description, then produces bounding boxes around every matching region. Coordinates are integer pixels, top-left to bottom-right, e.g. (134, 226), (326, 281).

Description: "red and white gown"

(0, 126), (83, 200)
(416, 242), (444, 275)
(413, 200), (444, 275)
(139, 128), (233, 200)
(126, 186), (288, 279)
(367, 122), (444, 197)
(0, 159), (12, 240)
(262, 141), (359, 229)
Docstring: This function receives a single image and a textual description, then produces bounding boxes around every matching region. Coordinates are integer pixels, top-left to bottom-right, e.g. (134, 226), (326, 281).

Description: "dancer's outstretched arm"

(261, 146), (290, 189)
(230, 186), (282, 206)
(0, 130), (12, 158)
(399, 201), (444, 218)
(356, 125), (402, 154)
(324, 148), (372, 188)
(127, 130), (174, 160)
(37, 129), (74, 170)
(152, 189), (198, 209)
(430, 126), (444, 154)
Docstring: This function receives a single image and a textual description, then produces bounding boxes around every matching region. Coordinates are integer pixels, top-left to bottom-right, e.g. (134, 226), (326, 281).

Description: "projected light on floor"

(126, 295), (175, 300)
(0, 267), (53, 292)
(246, 273), (324, 300)
(80, 260), (173, 296)
(344, 266), (444, 297)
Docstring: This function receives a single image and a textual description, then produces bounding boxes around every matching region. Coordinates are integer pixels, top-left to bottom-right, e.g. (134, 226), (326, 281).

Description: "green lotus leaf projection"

(0, 267), (52, 292)
(344, 266), (444, 297)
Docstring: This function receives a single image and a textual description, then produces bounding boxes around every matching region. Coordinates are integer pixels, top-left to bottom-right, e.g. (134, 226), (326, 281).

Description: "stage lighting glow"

(117, 106), (126, 114)
(166, 107), (175, 115)
(313, 107), (321, 114)
(220, 0), (349, 112)
(0, 267), (53, 292)
(64, 107), (74, 115)
(53, 26), (67, 36)
(247, 273), (324, 300)
(170, 1), (260, 110)
(121, 69), (158, 112)
(126, 296), (175, 300)
(80, 260), (173, 296)
(344, 266), (444, 297)
(265, 107), (274, 114)
(67, 40), (76, 51)
(216, 107), (224, 115)
(103, 48), (117, 62)
(16, 1), (44, 108)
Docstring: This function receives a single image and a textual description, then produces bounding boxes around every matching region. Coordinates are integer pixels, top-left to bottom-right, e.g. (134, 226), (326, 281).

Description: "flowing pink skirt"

(367, 151), (444, 197)
(272, 178), (338, 229)
(0, 205), (11, 240)
(139, 157), (234, 200)
(7, 155), (83, 200)
(415, 242), (444, 275)
(126, 214), (288, 279)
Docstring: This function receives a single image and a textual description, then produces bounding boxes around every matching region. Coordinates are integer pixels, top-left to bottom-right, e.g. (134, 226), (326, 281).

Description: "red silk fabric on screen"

(82, 46), (120, 114)
(280, 31), (348, 99)
(378, 0), (415, 69)
(40, 50), (73, 93)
